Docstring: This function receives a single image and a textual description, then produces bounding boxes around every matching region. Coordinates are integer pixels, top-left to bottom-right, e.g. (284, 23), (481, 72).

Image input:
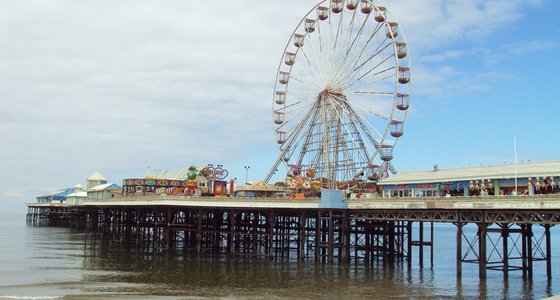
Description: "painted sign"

(202, 166), (229, 180)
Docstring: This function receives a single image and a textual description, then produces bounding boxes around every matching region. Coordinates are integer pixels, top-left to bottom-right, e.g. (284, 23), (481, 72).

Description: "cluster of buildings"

(36, 165), (236, 205)
(122, 165), (232, 197)
(36, 171), (121, 205)
(35, 161), (560, 204)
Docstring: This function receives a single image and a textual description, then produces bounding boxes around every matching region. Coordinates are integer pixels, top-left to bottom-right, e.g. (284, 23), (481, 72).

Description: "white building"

(87, 183), (122, 201)
(87, 171), (108, 190)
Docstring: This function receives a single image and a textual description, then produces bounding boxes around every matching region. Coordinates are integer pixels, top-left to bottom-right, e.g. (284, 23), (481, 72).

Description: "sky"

(1, 0), (559, 212)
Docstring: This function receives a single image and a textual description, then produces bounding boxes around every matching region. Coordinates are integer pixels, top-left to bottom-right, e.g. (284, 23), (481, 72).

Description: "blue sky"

(1, 0), (559, 212)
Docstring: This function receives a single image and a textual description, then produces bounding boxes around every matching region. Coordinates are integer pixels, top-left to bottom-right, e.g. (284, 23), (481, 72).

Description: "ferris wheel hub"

(321, 89), (343, 96)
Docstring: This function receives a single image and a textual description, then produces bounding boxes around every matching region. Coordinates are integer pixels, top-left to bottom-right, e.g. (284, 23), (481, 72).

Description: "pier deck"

(28, 194), (560, 210)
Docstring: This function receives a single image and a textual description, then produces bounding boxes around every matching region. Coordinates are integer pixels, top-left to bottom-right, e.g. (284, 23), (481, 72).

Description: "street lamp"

(244, 166), (250, 184)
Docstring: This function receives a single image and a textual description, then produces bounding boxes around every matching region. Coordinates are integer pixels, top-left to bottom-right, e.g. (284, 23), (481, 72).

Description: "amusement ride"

(264, 0), (411, 191)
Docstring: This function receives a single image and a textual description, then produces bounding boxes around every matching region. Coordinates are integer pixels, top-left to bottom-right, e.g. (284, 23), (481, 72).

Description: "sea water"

(0, 210), (558, 299)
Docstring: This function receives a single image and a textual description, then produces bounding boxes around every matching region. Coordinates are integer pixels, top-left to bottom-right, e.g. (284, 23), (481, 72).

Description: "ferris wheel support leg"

(387, 162), (397, 174)
(263, 155), (285, 184)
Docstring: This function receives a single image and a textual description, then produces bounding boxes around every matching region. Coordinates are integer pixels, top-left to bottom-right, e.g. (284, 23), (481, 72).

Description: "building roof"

(379, 160), (560, 185)
(87, 171), (107, 181)
(156, 166), (215, 180)
(87, 183), (120, 192)
(36, 188), (74, 198)
(157, 167), (191, 180)
(66, 191), (87, 198)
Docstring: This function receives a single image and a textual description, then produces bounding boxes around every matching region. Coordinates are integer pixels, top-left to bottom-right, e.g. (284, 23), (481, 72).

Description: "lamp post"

(244, 166), (250, 184)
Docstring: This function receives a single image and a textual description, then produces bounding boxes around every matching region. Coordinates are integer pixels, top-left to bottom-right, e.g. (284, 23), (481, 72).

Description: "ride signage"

(204, 166), (229, 180)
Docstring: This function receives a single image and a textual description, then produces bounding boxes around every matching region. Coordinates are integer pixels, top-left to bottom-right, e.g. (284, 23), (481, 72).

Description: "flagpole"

(514, 136), (518, 196)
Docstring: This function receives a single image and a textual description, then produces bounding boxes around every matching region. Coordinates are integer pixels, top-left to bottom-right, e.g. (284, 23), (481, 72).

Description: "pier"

(27, 195), (560, 280)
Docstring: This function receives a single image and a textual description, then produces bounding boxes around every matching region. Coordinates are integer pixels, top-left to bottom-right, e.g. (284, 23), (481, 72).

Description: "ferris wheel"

(264, 0), (411, 189)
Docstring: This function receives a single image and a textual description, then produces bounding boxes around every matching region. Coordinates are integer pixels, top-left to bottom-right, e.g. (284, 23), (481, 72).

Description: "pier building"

(378, 161), (560, 198)
(86, 183), (121, 200)
(35, 187), (75, 204)
(122, 164), (231, 197)
(38, 171), (121, 205)
(65, 184), (87, 206)
(87, 171), (108, 189)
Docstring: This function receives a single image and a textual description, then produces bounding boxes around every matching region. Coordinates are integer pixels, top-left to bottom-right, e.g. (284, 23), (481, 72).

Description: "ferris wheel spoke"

(288, 74), (318, 87)
(299, 41), (328, 88)
(327, 9), (351, 86)
(347, 102), (392, 136)
(274, 100), (304, 113)
(356, 62), (394, 82)
(341, 6), (359, 53)
(328, 105), (366, 178)
(349, 44), (393, 81)
(340, 22), (383, 76)
(332, 10), (361, 84)
(333, 5), (345, 50)
(333, 94), (385, 144)
(351, 101), (393, 121)
(301, 30), (328, 87)
(331, 33), (378, 89)
(287, 90), (321, 95)
(346, 70), (395, 91)
(328, 14), (344, 82)
(329, 94), (378, 151)
(282, 106), (313, 126)
(326, 95), (373, 168)
(297, 42), (327, 87)
(295, 106), (323, 167)
(332, 26), (387, 89)
(280, 100), (321, 154)
(316, 13), (324, 54)
(281, 96), (317, 119)
(346, 103), (386, 146)
(345, 91), (394, 96)
(344, 12), (371, 60)
(281, 104), (315, 125)
(351, 41), (391, 75)
(282, 98), (313, 111)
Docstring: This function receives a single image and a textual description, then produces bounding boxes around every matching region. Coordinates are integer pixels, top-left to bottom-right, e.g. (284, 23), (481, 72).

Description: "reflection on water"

(83, 237), (434, 298)
(0, 213), (558, 299)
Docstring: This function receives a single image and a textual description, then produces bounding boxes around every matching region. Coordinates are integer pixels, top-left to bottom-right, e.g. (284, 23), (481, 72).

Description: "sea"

(1, 210), (559, 300)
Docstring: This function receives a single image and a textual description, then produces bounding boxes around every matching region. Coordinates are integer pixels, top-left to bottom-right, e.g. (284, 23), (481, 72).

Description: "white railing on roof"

(236, 185), (290, 192)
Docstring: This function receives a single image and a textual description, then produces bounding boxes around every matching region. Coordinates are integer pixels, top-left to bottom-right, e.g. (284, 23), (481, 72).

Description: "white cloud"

(3, 189), (24, 198)
(421, 50), (468, 62)
(384, 0), (542, 50)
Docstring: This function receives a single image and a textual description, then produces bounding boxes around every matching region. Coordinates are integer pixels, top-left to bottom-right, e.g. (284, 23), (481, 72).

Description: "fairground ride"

(264, 0), (411, 190)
